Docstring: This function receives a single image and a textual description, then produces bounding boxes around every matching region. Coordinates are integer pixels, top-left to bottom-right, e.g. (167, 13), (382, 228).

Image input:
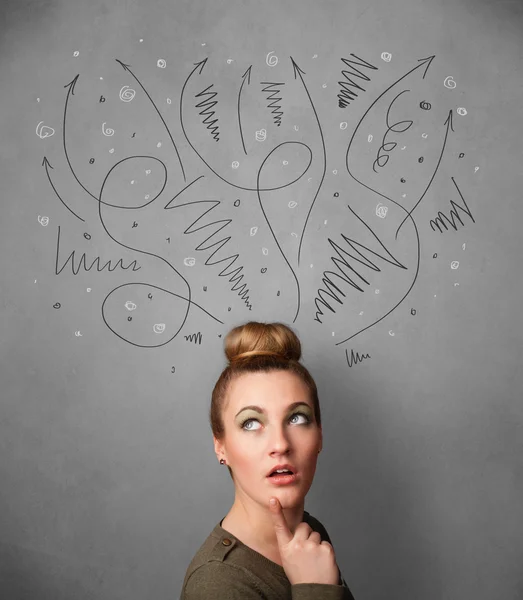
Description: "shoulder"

(182, 562), (266, 600)
(303, 510), (333, 543)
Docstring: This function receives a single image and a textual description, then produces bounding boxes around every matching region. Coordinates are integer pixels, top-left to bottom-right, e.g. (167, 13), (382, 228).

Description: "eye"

(241, 412), (311, 431)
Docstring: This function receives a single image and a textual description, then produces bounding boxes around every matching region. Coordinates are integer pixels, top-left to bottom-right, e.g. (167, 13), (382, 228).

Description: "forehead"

(226, 370), (310, 407)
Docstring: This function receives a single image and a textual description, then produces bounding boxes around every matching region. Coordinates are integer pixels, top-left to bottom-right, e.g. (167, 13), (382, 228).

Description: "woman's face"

(214, 370), (322, 508)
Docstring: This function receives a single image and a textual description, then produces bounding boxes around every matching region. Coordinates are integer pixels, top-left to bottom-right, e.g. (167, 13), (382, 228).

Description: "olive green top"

(180, 510), (356, 599)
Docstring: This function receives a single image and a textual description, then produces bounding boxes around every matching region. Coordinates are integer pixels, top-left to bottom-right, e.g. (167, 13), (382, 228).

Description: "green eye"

(241, 412), (311, 431)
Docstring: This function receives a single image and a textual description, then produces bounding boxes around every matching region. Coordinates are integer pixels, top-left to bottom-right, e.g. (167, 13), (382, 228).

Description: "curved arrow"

(180, 58), (310, 192)
(290, 56), (327, 267)
(63, 75), (98, 201)
(42, 156), (85, 222)
(238, 65), (252, 155)
(115, 59), (186, 182)
(395, 110), (454, 237)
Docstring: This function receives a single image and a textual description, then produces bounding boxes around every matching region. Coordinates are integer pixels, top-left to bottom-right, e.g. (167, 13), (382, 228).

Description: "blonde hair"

(210, 321), (322, 481)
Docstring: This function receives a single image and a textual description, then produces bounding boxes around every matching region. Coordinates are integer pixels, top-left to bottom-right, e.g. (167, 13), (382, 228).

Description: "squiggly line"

(55, 226), (140, 275)
(430, 177), (474, 233)
(346, 349), (371, 367)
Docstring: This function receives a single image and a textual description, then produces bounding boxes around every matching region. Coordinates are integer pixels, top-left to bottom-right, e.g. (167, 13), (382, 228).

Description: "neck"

(223, 498), (305, 549)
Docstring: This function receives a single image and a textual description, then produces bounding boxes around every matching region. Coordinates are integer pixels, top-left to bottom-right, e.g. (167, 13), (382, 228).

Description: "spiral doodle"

(119, 86), (136, 102)
(102, 122), (115, 136)
(266, 51), (278, 66)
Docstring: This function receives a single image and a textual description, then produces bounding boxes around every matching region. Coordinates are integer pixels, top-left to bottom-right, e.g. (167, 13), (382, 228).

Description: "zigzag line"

(165, 199), (253, 310)
(337, 54), (378, 108)
(261, 82), (285, 126)
(195, 84), (220, 141)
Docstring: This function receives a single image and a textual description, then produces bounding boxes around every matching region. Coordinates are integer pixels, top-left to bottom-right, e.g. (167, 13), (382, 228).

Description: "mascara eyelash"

(240, 412), (311, 430)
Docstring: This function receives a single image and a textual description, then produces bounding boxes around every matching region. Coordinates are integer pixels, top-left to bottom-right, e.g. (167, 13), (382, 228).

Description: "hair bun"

(224, 321), (301, 365)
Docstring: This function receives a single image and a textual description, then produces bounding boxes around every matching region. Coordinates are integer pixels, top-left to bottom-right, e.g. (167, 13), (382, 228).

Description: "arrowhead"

(417, 55), (436, 79)
(444, 109), (455, 132)
(115, 59), (132, 71)
(290, 56), (306, 79)
(64, 74), (79, 95)
(42, 156), (53, 169)
(193, 57), (208, 74)
(241, 65), (252, 84)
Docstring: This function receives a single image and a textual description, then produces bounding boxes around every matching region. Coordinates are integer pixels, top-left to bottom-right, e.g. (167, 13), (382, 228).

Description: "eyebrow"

(235, 401), (311, 418)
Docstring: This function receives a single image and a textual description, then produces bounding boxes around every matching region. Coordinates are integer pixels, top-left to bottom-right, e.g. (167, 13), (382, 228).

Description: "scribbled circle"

(381, 52), (392, 62)
(250, 227), (258, 236)
(256, 129), (267, 142)
(474, 166), (479, 172)
(125, 301), (137, 311)
(266, 51), (278, 66)
(420, 101), (432, 110)
(457, 107), (467, 116)
(36, 122), (55, 139)
(73, 51), (79, 57)
(232, 161), (240, 169)
(53, 302), (61, 309)
(451, 261), (459, 269)
(459, 152), (465, 158)
(283, 160), (288, 165)
(418, 157), (424, 163)
(153, 323), (166, 334)
(157, 59), (166, 68)
(340, 122), (348, 130)
(376, 203), (388, 218)
(38, 215), (49, 226)
(322, 83), (327, 88)
(262, 248), (269, 256)
(422, 133), (428, 138)
(367, 134), (373, 142)
(227, 58), (233, 64)
(167, 98), (172, 104)
(288, 201), (297, 208)
(444, 76), (456, 89)
(184, 257), (196, 266)
(119, 86), (136, 102)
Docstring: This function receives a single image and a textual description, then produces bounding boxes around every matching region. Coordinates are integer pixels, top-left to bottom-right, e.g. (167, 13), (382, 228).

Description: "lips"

(266, 463), (297, 477)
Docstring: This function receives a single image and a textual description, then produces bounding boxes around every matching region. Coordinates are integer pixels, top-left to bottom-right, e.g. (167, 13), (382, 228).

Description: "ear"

(213, 436), (224, 458)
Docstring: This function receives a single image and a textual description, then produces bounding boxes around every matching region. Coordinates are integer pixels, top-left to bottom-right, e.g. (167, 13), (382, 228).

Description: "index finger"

(269, 498), (292, 546)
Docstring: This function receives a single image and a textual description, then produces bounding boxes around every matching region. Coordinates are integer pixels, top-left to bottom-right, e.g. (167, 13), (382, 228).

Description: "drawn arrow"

(238, 65), (252, 155)
(63, 75), (99, 201)
(180, 58), (310, 192)
(395, 109), (454, 237)
(42, 156), (85, 222)
(290, 56), (327, 267)
(115, 59), (186, 182)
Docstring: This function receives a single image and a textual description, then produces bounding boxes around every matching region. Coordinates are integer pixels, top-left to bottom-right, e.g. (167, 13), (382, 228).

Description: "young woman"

(181, 321), (355, 599)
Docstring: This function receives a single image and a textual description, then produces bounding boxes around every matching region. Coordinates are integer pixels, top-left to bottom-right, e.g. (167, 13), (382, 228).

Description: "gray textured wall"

(1, 0), (522, 598)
